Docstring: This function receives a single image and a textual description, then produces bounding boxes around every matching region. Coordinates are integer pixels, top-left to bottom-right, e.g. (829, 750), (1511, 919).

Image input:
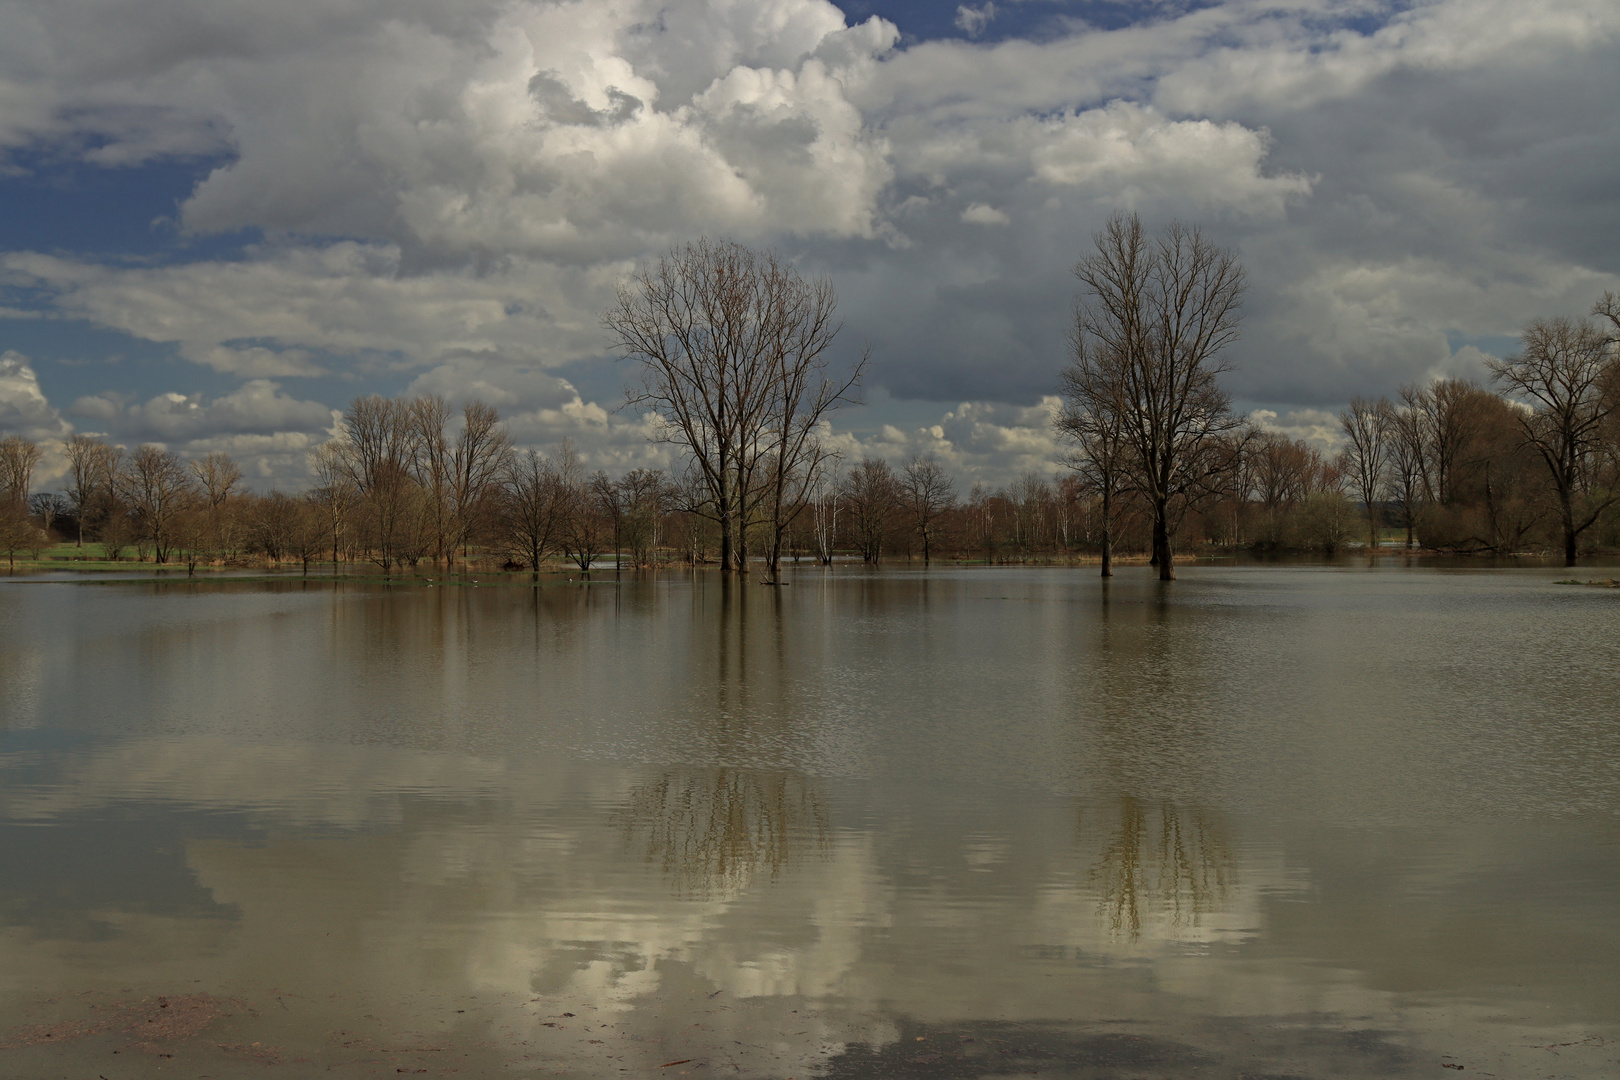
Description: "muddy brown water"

(1, 561), (1617, 1078)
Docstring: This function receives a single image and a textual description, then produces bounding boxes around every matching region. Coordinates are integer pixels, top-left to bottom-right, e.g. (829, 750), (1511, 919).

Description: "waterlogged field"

(1, 562), (1617, 1079)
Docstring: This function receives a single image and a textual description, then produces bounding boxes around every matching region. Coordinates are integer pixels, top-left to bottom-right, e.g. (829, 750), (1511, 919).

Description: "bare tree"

(604, 237), (863, 575)
(620, 468), (673, 568)
(589, 470), (628, 572)
(1400, 378), (1487, 507)
(190, 451), (243, 561)
(1337, 397), (1389, 548)
(63, 434), (105, 548)
(120, 445), (197, 563)
(1386, 400), (1426, 548)
(842, 457), (899, 565)
(1488, 316), (1620, 566)
(1248, 430), (1318, 549)
(900, 454), (956, 564)
(1007, 472), (1051, 558)
(1, 435), (42, 510)
(967, 482), (997, 563)
(810, 456), (842, 565)
(309, 440), (358, 571)
(337, 395), (421, 574)
(1072, 213), (1245, 580)
(552, 442), (605, 572)
(448, 400), (512, 565)
(0, 502), (45, 569)
(501, 448), (568, 574)
(408, 394), (455, 565)
(1057, 336), (1131, 576)
(289, 496), (328, 576)
(1594, 291), (1620, 346)
(757, 282), (865, 581)
(191, 452), (242, 510)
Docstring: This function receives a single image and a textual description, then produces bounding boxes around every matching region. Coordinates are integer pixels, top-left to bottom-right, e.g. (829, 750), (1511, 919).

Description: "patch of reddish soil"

(0, 992), (244, 1055)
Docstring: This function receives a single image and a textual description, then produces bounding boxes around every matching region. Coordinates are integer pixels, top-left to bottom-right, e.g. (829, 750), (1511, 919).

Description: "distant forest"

(3, 229), (1619, 574)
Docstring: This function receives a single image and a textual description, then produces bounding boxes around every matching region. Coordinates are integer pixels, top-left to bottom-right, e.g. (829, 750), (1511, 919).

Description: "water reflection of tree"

(1086, 796), (1232, 939)
(618, 768), (830, 899)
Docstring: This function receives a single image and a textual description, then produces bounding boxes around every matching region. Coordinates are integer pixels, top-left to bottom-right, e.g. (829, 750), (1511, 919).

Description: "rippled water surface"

(1, 562), (1617, 1078)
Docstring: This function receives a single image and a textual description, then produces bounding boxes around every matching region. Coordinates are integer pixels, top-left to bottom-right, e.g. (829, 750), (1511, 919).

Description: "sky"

(1, 0), (1617, 489)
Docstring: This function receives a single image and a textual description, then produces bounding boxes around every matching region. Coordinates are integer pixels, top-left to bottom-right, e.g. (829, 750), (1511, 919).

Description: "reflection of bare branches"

(1087, 797), (1232, 940)
(617, 768), (830, 899)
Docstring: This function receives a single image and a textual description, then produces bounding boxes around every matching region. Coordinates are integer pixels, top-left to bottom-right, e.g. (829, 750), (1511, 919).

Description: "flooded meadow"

(1, 562), (1617, 1078)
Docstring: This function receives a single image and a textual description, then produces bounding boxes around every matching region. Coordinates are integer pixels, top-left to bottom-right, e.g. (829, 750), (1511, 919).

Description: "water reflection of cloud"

(4, 733), (1616, 1080)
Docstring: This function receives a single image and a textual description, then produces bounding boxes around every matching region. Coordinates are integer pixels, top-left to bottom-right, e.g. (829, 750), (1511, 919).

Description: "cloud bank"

(0, 0), (1616, 486)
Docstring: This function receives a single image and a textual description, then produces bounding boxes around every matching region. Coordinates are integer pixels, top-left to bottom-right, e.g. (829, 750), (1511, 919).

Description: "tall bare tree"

(1488, 316), (1620, 566)
(338, 395), (420, 573)
(448, 400), (512, 565)
(1385, 400), (1426, 548)
(1057, 336), (1131, 576)
(756, 271), (865, 581)
(1337, 396), (1390, 548)
(604, 238), (863, 574)
(309, 439), (358, 570)
(62, 434), (106, 548)
(1072, 213), (1245, 580)
(408, 394), (455, 564)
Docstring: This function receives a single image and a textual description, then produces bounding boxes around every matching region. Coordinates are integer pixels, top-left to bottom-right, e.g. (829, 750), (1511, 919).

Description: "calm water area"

(1, 561), (1618, 1079)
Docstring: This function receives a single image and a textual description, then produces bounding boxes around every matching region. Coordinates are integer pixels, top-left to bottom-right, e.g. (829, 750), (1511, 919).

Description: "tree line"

(1055, 213), (1620, 573)
(4, 224), (1619, 573)
(1, 397), (674, 574)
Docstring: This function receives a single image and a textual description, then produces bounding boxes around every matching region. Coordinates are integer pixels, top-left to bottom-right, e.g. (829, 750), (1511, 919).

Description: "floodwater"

(0, 561), (1617, 1079)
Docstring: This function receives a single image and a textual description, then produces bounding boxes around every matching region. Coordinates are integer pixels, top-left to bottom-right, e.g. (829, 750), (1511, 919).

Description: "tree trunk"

(718, 491), (733, 573)
(1099, 487), (1113, 578)
(1154, 508), (1175, 581)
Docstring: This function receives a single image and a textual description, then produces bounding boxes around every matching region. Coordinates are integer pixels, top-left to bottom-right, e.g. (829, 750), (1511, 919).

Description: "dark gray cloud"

(1, 0), (1617, 488)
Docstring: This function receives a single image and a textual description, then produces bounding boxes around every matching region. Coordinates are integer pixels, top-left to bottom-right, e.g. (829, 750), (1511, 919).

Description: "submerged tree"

(901, 453), (956, 564)
(1057, 337), (1131, 576)
(500, 447), (568, 573)
(842, 457), (899, 564)
(1071, 213), (1245, 580)
(604, 237), (864, 574)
